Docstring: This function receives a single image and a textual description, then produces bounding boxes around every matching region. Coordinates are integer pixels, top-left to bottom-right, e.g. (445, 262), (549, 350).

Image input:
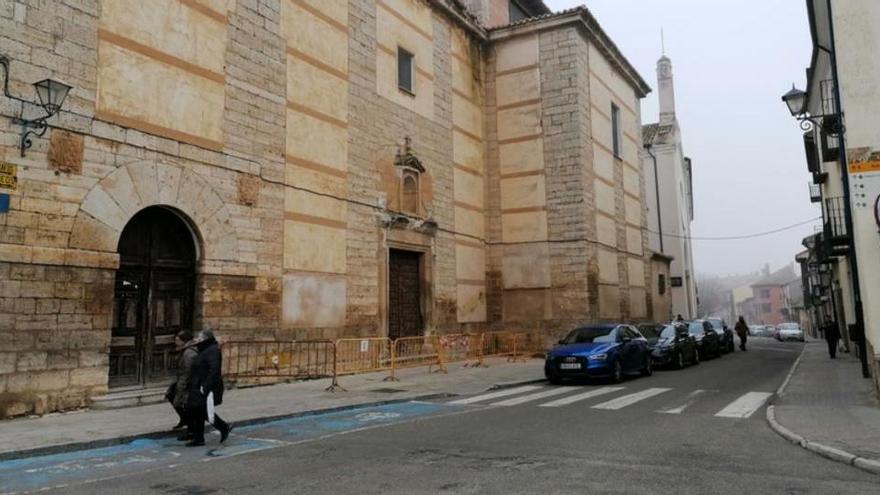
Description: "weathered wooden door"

(388, 249), (423, 340)
(110, 207), (196, 388)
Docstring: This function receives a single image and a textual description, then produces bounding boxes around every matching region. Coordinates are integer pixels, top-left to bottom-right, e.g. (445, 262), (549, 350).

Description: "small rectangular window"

(611, 103), (622, 158)
(760, 289), (770, 298)
(761, 303), (772, 313)
(398, 47), (414, 95)
(658, 274), (666, 295)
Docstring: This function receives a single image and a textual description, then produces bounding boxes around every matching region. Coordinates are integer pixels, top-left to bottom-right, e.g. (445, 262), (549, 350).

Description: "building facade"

(641, 55), (697, 320)
(788, 0), (880, 395)
(748, 265), (798, 326)
(0, 0), (655, 417)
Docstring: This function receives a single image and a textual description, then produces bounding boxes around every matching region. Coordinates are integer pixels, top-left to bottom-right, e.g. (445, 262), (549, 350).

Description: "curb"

(489, 378), (547, 390)
(0, 393), (455, 463)
(766, 345), (880, 476)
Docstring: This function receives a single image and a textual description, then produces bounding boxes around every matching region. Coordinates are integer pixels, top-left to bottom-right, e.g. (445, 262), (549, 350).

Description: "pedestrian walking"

(821, 317), (841, 359)
(675, 314), (684, 322)
(172, 331), (199, 441)
(734, 316), (749, 351)
(184, 328), (231, 446)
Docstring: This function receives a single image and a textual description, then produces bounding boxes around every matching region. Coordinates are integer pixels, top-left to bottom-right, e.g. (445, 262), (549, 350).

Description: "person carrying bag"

(184, 328), (231, 446)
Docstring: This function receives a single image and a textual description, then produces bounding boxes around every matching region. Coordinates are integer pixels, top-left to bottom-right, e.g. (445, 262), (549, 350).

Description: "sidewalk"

(768, 341), (880, 474)
(0, 358), (544, 460)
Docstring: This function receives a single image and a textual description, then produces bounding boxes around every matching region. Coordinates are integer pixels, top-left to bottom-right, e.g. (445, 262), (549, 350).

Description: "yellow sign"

(0, 162), (17, 190)
(848, 160), (880, 174)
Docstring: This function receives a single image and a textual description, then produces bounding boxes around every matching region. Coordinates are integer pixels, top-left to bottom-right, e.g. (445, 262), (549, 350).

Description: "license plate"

(559, 363), (582, 370)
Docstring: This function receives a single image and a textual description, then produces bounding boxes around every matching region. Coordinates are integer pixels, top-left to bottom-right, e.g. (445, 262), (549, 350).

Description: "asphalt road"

(2, 338), (877, 494)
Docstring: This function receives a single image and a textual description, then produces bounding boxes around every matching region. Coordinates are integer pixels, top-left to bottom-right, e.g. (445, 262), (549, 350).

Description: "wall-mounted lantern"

(0, 54), (72, 157)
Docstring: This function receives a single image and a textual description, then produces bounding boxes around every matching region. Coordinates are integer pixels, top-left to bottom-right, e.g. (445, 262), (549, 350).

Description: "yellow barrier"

(438, 333), (481, 365)
(392, 336), (445, 377)
(334, 338), (392, 376)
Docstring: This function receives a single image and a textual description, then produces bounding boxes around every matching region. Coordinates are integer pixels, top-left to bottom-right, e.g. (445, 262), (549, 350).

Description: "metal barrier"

(222, 340), (335, 384)
(335, 338), (392, 376)
(392, 336), (445, 377)
(438, 333), (481, 364)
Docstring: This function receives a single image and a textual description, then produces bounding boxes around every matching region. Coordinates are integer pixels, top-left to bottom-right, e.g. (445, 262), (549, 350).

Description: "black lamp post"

(0, 54), (72, 157)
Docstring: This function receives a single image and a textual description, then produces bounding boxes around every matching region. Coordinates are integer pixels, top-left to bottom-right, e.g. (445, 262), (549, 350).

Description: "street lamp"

(0, 54), (73, 157)
(782, 85), (807, 117)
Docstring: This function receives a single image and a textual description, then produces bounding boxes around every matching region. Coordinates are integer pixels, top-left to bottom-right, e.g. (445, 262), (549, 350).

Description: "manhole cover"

(371, 388), (406, 394)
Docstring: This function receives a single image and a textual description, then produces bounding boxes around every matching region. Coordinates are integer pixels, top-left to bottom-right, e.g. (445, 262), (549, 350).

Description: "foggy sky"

(544, 0), (819, 277)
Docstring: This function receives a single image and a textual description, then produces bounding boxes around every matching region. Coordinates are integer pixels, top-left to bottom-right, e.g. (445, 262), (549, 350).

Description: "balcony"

(823, 196), (850, 256)
(803, 132), (828, 184)
(809, 182), (822, 203)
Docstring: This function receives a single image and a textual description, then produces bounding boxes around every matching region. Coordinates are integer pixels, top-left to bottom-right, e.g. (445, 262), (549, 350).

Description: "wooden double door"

(388, 249), (424, 340)
(109, 207), (196, 389)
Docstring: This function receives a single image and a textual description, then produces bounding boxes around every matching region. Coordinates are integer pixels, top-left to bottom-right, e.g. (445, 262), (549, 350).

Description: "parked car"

(750, 325), (768, 337)
(707, 317), (734, 353)
(640, 322), (699, 369)
(545, 324), (653, 384)
(776, 323), (805, 342)
(688, 320), (721, 359)
(768, 325), (779, 339)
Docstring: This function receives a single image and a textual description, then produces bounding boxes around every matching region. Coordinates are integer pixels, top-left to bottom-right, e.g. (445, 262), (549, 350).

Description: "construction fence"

(222, 331), (546, 390)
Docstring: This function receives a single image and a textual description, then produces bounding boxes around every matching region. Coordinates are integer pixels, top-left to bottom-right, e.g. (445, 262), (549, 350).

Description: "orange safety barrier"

(391, 336), (445, 378)
(473, 331), (516, 366)
(334, 338), (392, 376)
(437, 333), (481, 365)
(222, 340), (335, 385)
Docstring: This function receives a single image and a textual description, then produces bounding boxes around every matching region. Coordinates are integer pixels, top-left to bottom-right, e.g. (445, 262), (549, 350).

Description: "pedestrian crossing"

(446, 385), (772, 419)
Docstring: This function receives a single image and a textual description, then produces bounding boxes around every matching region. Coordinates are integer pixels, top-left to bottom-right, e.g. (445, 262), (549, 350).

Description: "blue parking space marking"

(0, 436), (277, 494)
(0, 401), (463, 494)
(237, 401), (457, 442)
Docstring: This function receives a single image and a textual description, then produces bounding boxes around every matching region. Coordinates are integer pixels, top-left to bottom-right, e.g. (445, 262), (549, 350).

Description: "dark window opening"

(760, 289), (770, 299)
(398, 47), (414, 95)
(761, 303), (772, 313)
(402, 173), (419, 214)
(658, 274), (666, 295)
(670, 276), (683, 288)
(611, 103), (622, 158)
(509, 1), (528, 22)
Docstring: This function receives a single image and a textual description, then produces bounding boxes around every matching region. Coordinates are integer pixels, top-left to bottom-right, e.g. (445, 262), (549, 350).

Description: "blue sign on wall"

(0, 193), (9, 214)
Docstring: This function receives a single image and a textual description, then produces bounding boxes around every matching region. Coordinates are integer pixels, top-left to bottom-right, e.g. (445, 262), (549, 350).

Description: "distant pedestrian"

(165, 330), (195, 431)
(675, 314), (684, 322)
(172, 331), (199, 441)
(185, 328), (231, 446)
(734, 316), (749, 351)
(821, 317), (840, 359)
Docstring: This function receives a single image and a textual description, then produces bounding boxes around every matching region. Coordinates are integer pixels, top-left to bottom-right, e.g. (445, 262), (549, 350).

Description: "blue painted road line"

(0, 401), (463, 494)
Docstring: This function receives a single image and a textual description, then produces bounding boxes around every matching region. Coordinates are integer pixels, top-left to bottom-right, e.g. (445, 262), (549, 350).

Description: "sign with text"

(0, 162), (17, 190)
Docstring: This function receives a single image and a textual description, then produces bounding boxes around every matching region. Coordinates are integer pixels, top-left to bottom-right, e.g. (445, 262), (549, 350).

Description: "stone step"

(91, 386), (169, 410)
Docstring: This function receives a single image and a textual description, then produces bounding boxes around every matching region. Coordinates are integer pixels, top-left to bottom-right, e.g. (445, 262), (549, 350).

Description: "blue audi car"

(544, 324), (653, 384)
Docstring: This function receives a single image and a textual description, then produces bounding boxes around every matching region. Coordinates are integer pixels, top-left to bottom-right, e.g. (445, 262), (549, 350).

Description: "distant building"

(749, 265), (799, 326)
(642, 55), (697, 319)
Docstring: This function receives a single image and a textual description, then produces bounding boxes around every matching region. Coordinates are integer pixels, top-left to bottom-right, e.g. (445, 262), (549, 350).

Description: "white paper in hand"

(206, 392), (215, 424)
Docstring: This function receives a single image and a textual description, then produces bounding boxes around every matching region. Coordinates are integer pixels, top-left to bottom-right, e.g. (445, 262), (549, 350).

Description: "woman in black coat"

(184, 329), (231, 446)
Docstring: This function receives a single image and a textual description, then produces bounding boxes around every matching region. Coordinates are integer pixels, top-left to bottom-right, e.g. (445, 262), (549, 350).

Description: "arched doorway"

(109, 207), (197, 388)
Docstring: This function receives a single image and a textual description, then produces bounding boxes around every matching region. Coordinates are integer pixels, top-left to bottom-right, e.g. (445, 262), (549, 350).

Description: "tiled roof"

(642, 122), (675, 146)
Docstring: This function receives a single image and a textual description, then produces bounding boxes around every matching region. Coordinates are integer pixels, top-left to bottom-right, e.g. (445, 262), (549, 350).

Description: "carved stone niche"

(376, 137), (437, 235)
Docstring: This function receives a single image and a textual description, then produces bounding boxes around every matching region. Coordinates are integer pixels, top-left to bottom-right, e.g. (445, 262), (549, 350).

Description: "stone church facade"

(0, 0), (653, 417)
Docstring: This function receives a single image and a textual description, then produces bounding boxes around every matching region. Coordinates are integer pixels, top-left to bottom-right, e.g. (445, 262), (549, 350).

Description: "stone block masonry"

(0, 0), (651, 417)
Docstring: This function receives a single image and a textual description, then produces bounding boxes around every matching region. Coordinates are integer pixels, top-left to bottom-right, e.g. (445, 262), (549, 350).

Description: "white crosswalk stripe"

(491, 387), (573, 406)
(714, 392), (773, 418)
(658, 389), (707, 414)
(538, 387), (625, 408)
(591, 387), (672, 410)
(448, 385), (543, 405)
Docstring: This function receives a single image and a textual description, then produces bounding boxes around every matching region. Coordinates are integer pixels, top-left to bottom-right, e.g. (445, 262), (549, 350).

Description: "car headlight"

(588, 353), (607, 361)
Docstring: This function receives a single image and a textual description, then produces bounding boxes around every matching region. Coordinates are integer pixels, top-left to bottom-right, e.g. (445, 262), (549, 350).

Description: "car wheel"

(729, 341), (735, 353)
(675, 351), (685, 370)
(549, 375), (563, 385)
(693, 348), (700, 365)
(611, 359), (624, 383)
(641, 357), (653, 377)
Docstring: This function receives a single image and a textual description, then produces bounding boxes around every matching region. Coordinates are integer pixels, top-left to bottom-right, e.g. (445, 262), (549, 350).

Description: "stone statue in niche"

(375, 137), (437, 235)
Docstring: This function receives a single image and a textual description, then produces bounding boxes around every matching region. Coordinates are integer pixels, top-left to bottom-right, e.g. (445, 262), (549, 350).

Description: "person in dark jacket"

(822, 317), (841, 359)
(166, 330), (195, 431)
(173, 331), (200, 441)
(185, 328), (231, 446)
(734, 316), (749, 351)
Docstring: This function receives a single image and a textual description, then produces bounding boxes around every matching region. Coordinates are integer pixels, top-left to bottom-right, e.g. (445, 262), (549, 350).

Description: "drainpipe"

(644, 143), (664, 253)
(826, 0), (869, 378)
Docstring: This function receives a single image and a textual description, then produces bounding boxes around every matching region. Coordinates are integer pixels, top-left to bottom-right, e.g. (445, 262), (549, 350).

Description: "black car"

(688, 320), (721, 359)
(639, 323), (699, 369)
(707, 317), (735, 354)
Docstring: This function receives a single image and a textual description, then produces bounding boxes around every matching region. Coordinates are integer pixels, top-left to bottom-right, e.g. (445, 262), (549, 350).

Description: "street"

(1, 339), (875, 495)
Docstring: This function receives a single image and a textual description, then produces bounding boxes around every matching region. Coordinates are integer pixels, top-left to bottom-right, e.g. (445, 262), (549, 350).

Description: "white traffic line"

(490, 387), (573, 407)
(447, 385), (544, 405)
(591, 388), (672, 410)
(538, 387), (625, 408)
(714, 392), (773, 419)
(658, 389), (706, 414)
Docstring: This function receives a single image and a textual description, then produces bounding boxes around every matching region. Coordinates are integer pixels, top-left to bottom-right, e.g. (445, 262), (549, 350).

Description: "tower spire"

(661, 27), (665, 56)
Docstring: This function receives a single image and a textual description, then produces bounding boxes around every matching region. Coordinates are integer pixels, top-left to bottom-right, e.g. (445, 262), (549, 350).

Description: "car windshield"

(708, 318), (723, 330)
(688, 322), (705, 336)
(779, 323), (799, 330)
(659, 326), (677, 339)
(561, 326), (616, 344)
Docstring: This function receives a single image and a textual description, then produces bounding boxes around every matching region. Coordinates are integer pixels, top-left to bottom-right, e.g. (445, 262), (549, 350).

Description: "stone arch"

(69, 160), (239, 263)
